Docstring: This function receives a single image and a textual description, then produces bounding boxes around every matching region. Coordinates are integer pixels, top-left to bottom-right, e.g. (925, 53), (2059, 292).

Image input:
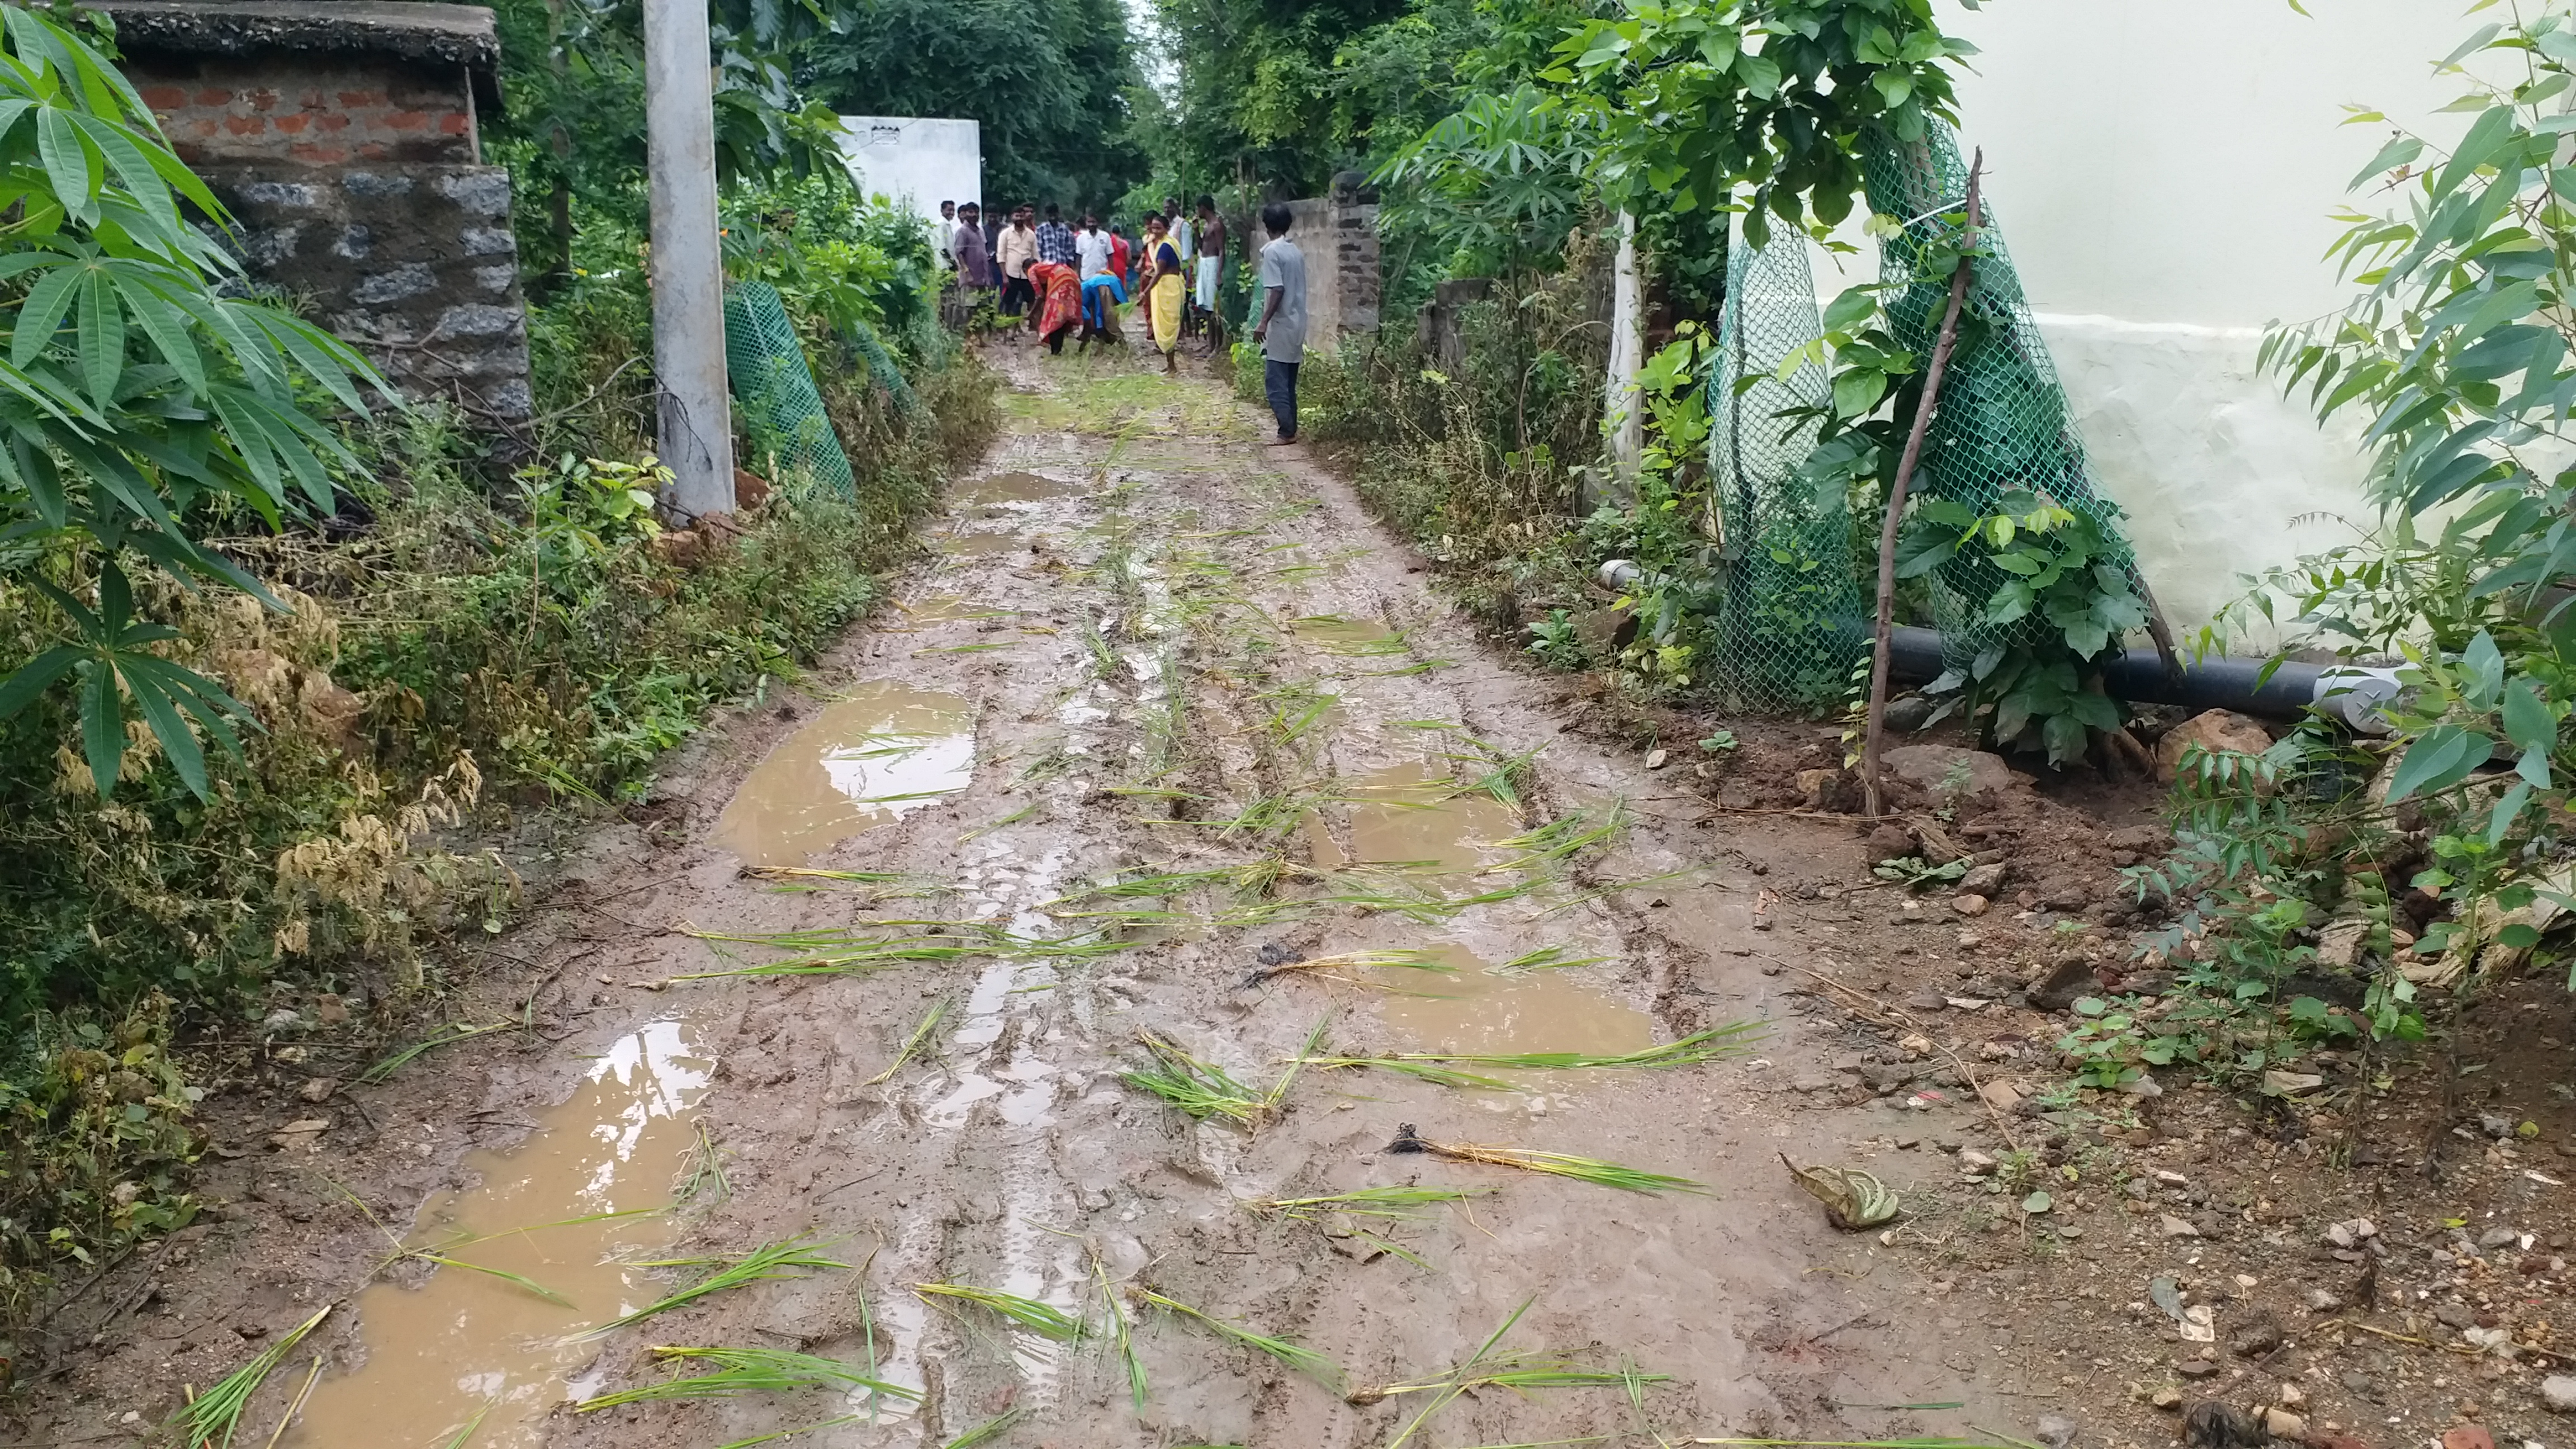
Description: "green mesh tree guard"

(1707, 231), (1869, 710)
(723, 280), (856, 497)
(1858, 121), (2146, 674)
(845, 314), (925, 420)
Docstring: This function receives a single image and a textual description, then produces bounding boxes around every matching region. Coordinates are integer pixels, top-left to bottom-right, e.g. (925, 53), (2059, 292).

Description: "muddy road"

(35, 351), (2062, 1449)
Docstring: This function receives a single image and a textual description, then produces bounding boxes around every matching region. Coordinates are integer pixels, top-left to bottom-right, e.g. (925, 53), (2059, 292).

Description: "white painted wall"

(833, 116), (982, 228)
(1811, 0), (2475, 644)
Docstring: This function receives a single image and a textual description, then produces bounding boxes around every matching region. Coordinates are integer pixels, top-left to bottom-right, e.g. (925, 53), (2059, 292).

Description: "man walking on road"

(1252, 202), (1306, 446)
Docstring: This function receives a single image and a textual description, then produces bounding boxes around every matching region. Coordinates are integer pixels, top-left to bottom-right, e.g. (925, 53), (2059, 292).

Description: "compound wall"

(1811, 0), (2470, 645)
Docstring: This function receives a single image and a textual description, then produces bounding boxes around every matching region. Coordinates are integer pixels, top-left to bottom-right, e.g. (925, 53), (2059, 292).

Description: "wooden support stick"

(1862, 150), (1983, 818)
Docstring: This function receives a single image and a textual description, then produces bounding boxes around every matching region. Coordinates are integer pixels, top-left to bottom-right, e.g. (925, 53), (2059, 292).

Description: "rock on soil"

(2154, 709), (2274, 781)
(1883, 744), (2017, 799)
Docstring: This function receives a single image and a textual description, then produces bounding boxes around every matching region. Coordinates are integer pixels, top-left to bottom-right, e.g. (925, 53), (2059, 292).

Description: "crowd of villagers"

(939, 192), (1229, 371)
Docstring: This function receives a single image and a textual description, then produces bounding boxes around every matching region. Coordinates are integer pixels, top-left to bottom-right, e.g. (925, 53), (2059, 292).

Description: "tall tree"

(1153, 0), (1415, 198)
(801, 0), (1147, 211)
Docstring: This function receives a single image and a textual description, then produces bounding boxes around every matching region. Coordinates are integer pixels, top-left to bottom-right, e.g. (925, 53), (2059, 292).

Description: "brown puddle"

(715, 682), (975, 866)
(1376, 943), (1655, 1067)
(1322, 761), (1521, 874)
(939, 529), (1023, 557)
(285, 1021), (713, 1449)
(964, 470), (1081, 510)
(899, 594), (1009, 624)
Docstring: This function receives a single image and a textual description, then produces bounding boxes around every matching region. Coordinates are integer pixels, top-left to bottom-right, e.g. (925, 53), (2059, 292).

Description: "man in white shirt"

(1251, 202), (1306, 446)
(934, 200), (957, 272)
(1074, 212), (1112, 278)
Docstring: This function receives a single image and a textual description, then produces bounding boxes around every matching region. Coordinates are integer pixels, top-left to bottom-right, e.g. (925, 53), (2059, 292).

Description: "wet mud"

(60, 351), (2053, 1449)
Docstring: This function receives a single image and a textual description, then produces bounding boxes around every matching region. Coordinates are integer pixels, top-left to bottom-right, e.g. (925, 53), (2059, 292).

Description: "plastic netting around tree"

(846, 315), (926, 420)
(723, 280), (856, 497)
(1859, 120), (2144, 673)
(1706, 229), (1869, 710)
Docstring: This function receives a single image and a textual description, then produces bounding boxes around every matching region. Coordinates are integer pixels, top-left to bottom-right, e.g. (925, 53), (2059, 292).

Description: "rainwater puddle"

(939, 529), (1023, 557)
(715, 683), (974, 867)
(965, 470), (1081, 513)
(898, 595), (1008, 624)
(286, 1022), (712, 1449)
(1317, 761), (1521, 874)
(1376, 944), (1655, 1074)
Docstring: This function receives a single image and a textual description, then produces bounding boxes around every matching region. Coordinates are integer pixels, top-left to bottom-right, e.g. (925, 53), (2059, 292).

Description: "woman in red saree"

(1029, 260), (1082, 355)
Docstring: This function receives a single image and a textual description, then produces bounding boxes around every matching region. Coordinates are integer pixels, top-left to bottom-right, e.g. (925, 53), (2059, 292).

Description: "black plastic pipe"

(1592, 563), (2397, 728)
(1887, 624), (2395, 727)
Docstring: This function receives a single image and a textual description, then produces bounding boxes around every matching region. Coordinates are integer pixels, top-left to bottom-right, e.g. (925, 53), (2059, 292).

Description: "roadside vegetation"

(1173, 0), (2576, 1150)
(0, 9), (992, 1323)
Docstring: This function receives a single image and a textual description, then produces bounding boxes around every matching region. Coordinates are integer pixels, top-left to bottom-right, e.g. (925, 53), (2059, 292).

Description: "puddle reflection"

(285, 1022), (711, 1449)
(715, 683), (975, 866)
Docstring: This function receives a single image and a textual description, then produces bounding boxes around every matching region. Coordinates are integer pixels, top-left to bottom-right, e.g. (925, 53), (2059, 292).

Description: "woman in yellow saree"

(1141, 215), (1185, 375)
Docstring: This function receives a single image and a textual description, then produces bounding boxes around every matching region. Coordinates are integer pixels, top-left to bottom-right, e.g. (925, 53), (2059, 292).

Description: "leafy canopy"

(0, 8), (386, 799)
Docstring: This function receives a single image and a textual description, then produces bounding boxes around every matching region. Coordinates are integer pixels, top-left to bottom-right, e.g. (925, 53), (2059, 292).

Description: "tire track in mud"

(233, 349), (2042, 1449)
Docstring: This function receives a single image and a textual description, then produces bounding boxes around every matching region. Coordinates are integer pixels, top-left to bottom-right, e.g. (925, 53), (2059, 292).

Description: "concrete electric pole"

(642, 0), (735, 519)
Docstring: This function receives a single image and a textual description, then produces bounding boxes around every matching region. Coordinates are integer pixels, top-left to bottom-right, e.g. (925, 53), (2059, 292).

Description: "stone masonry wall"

(203, 163), (533, 422)
(1272, 178), (1382, 353)
(132, 55), (479, 168)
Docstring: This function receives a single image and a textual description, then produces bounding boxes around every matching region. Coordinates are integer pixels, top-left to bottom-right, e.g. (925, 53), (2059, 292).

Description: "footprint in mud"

(715, 681), (975, 866)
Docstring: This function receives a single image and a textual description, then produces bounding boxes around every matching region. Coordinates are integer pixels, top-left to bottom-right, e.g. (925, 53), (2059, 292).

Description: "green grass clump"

(913, 1282), (1086, 1342)
(574, 1345), (918, 1410)
(571, 1239), (850, 1343)
(170, 1305), (332, 1449)
(1121, 1020), (1324, 1126)
(1386, 1124), (1708, 1195)
(1135, 1288), (1346, 1394)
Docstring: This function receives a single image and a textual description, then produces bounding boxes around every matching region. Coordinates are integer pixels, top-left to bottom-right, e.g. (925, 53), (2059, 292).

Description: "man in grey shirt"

(1252, 202), (1307, 446)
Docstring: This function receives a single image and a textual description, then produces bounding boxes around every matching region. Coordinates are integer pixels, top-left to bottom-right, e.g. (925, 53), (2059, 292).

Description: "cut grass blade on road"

(1248, 1186), (1488, 1222)
(172, 1304), (331, 1449)
(913, 1282), (1086, 1342)
(864, 996), (950, 1085)
(357, 1020), (517, 1084)
(1356, 1296), (1670, 1448)
(1134, 1287), (1346, 1394)
(253, 1356), (323, 1449)
(1092, 1248), (1148, 1410)
(574, 1346), (920, 1410)
(405, 1251), (574, 1306)
(1386, 1123), (1708, 1195)
(1244, 947), (1459, 989)
(1497, 945), (1613, 974)
(943, 1409), (1027, 1449)
(570, 1239), (849, 1343)
(1123, 1019), (1324, 1127)
(745, 867), (908, 885)
(672, 920), (1124, 981)
(1319, 1024), (1764, 1078)
(1490, 803), (1631, 873)
(329, 1177), (583, 1305)
(432, 1403), (493, 1449)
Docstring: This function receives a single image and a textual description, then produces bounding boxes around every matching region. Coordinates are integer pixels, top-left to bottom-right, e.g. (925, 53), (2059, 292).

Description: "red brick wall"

(128, 56), (476, 168)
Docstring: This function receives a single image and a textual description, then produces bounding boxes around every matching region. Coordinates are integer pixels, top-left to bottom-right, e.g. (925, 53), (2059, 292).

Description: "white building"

(833, 116), (982, 228)
(1811, 0), (2469, 644)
